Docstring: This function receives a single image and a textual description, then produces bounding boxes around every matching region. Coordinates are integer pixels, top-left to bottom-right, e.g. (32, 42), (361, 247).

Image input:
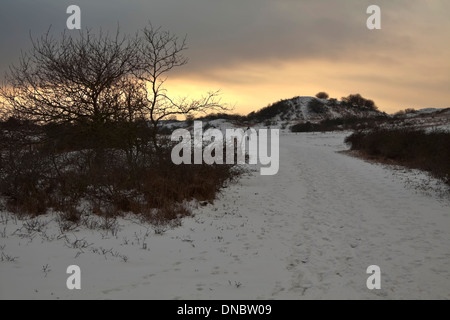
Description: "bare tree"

(136, 24), (228, 148)
(0, 23), (239, 219)
(0, 28), (139, 126)
(0, 23), (229, 152)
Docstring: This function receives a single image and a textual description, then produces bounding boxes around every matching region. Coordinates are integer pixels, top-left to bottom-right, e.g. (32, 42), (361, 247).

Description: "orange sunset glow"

(1, 1), (449, 115)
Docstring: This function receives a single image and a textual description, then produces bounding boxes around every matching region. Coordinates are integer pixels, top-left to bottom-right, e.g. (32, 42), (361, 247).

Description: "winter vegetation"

(315, 92), (329, 99)
(0, 24), (449, 300)
(345, 128), (450, 187)
(0, 24), (236, 225)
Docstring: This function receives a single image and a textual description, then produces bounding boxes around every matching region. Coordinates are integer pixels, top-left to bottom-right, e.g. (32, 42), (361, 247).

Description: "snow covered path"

(1, 132), (449, 299)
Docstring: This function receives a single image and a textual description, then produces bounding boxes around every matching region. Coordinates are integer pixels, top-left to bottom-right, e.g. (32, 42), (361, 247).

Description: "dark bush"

(0, 23), (236, 227)
(291, 121), (317, 132)
(327, 98), (338, 106)
(345, 128), (450, 186)
(198, 113), (246, 123)
(308, 99), (327, 114)
(315, 92), (329, 99)
(0, 119), (242, 224)
(342, 94), (378, 111)
(291, 115), (389, 133)
(247, 100), (291, 122)
(185, 114), (195, 127)
(394, 108), (416, 117)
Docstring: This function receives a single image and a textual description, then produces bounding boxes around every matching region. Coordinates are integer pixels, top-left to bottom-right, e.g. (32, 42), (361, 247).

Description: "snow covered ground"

(1, 132), (449, 299)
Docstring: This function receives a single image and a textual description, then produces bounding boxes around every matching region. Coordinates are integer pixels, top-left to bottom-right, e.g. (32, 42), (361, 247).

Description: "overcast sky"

(1, 0), (449, 113)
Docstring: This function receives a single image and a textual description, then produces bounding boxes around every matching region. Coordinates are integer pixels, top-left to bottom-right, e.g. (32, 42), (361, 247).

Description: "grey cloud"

(0, 0), (448, 81)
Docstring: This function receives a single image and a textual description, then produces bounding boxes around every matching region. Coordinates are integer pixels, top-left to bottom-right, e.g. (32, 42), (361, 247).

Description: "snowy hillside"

(283, 96), (382, 121)
(160, 96), (386, 132)
(193, 99), (450, 132)
(393, 108), (450, 132)
(245, 96), (384, 127)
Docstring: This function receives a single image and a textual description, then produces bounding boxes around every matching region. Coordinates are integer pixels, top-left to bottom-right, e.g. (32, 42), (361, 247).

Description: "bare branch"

(0, 22), (230, 151)
(0, 26), (140, 125)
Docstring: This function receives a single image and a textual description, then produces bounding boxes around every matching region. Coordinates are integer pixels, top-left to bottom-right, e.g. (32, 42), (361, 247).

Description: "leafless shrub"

(1, 251), (18, 263)
(0, 227), (6, 238)
(0, 23), (239, 230)
(57, 220), (79, 233)
(133, 229), (151, 249)
(23, 218), (48, 233)
(42, 264), (51, 277)
(64, 236), (92, 250)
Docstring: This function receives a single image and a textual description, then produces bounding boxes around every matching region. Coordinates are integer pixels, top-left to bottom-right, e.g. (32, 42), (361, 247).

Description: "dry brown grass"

(0, 119), (242, 226)
(345, 128), (450, 187)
